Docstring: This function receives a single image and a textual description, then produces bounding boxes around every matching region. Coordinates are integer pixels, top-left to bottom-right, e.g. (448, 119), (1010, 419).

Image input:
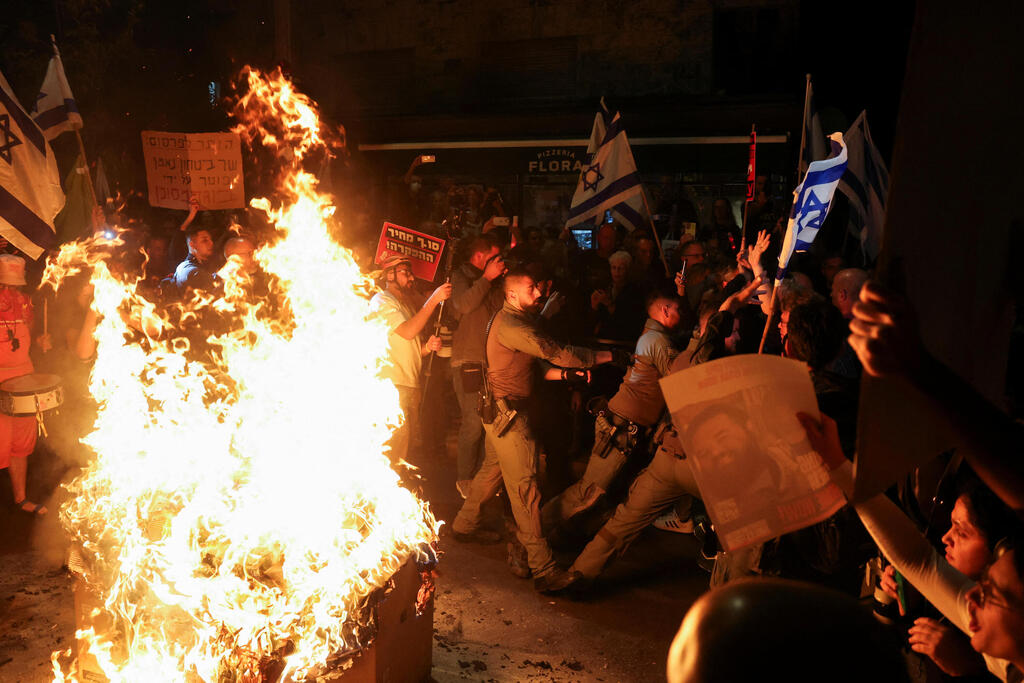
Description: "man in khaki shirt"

(450, 268), (613, 593)
(542, 294), (682, 535)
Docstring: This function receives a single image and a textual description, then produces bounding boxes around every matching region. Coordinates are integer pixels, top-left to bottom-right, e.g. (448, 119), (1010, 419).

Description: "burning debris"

(46, 68), (438, 682)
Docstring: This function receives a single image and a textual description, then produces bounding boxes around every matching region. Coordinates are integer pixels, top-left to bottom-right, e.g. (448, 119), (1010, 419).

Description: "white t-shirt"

(369, 289), (422, 389)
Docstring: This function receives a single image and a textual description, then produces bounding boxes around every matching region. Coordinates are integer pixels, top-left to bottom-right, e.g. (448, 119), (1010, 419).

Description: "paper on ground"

(659, 354), (845, 551)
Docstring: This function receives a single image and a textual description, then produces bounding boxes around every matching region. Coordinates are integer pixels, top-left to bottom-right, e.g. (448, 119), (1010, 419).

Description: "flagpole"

(757, 285), (778, 354)
(50, 35), (99, 217)
(758, 75), (810, 354)
(741, 124), (756, 252)
(797, 74), (812, 180)
(639, 189), (671, 277)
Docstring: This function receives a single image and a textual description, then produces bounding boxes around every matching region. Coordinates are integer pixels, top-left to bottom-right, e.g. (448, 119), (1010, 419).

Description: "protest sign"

(374, 222), (446, 281)
(141, 131), (245, 210)
(660, 354), (845, 551)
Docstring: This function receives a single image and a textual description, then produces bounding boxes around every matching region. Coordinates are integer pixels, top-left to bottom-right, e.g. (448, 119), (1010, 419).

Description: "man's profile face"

(225, 241), (256, 272)
(472, 245), (500, 270)
(189, 230), (214, 261)
(661, 300), (681, 330)
(779, 309), (791, 340)
(511, 276), (543, 313)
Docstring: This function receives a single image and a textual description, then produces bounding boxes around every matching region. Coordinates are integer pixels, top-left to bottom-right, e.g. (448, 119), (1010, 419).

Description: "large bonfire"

(47, 68), (438, 682)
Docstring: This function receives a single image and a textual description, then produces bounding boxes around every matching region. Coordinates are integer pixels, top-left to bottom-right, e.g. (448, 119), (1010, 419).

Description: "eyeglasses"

(974, 579), (1022, 613)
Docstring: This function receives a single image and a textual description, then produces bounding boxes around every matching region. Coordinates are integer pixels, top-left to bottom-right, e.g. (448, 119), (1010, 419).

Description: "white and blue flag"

(30, 50), (83, 141)
(0, 69), (64, 259)
(566, 100), (646, 232)
(776, 132), (848, 283)
(837, 110), (889, 261)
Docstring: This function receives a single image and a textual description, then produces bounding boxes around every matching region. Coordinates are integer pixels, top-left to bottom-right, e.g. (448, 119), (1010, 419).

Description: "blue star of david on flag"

(582, 162), (604, 192)
(797, 189), (827, 233)
(776, 133), (849, 282)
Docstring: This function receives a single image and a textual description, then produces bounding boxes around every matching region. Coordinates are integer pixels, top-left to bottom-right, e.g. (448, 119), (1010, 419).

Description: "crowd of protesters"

(371, 169), (1024, 681)
(1, 167), (1022, 683)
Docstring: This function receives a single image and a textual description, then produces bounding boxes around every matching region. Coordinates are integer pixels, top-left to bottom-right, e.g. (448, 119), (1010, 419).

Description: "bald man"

(667, 578), (908, 683)
(831, 268), (869, 319)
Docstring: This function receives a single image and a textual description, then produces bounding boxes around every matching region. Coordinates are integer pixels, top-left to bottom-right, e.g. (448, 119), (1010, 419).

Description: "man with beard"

(684, 403), (787, 521)
(449, 267), (614, 593)
(369, 255), (452, 464)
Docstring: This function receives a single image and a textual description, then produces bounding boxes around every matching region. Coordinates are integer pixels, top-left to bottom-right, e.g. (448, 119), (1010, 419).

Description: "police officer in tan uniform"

(449, 267), (614, 593)
(542, 293), (682, 535)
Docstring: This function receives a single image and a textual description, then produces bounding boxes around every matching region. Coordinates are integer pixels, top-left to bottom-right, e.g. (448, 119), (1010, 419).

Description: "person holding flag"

(566, 99), (670, 275)
(31, 35), (98, 244)
(30, 37), (84, 141)
(758, 132), (849, 352)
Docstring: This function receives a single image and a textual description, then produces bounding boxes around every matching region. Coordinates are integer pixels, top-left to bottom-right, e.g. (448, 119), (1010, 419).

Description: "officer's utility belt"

(590, 399), (646, 459)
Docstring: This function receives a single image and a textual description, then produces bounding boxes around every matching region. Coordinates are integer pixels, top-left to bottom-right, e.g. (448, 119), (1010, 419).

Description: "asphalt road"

(0, 431), (709, 682)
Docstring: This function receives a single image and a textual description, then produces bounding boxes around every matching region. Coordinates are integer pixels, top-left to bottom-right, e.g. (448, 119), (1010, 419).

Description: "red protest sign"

(374, 222), (447, 281)
(746, 128), (757, 202)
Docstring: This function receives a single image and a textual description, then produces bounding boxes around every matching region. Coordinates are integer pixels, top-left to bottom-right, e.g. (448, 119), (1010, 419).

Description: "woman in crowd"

(800, 412), (1024, 682)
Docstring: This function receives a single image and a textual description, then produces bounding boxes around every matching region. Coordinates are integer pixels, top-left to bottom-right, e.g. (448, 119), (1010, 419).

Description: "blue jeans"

(452, 366), (485, 481)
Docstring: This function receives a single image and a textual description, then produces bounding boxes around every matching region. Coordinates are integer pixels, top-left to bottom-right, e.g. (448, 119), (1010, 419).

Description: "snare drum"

(0, 373), (64, 416)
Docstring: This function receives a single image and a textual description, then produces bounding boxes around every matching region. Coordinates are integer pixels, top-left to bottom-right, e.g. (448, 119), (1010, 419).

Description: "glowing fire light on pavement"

(47, 67), (438, 682)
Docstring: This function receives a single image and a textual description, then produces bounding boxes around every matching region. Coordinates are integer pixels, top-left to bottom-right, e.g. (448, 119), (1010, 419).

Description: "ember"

(46, 68), (438, 682)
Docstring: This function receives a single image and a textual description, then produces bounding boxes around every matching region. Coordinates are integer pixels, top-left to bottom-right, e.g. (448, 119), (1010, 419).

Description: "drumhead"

(0, 373), (62, 395)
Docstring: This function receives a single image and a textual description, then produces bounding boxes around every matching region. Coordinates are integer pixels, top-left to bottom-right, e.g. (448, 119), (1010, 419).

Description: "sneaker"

(506, 541), (531, 579)
(653, 508), (694, 534)
(534, 568), (582, 594)
(456, 480), (472, 500)
(445, 526), (502, 545)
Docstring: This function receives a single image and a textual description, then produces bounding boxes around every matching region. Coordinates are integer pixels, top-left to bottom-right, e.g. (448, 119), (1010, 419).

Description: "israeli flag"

(837, 111), (889, 261)
(0, 69), (64, 259)
(566, 100), (645, 232)
(31, 52), (83, 141)
(776, 132), (848, 283)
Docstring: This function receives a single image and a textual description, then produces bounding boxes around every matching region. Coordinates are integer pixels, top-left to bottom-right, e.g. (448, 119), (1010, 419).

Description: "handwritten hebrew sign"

(141, 131), (245, 210)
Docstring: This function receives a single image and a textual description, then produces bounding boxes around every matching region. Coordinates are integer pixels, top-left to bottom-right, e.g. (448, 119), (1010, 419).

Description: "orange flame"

(48, 68), (437, 682)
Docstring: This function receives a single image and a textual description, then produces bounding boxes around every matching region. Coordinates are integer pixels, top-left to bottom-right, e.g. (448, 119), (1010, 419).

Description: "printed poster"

(660, 354), (846, 551)
(374, 222), (446, 281)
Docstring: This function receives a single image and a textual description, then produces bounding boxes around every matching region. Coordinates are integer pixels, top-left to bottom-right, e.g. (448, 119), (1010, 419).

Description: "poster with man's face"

(660, 355), (845, 551)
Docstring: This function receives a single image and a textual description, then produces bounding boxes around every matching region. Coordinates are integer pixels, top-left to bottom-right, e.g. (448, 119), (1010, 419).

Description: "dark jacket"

(450, 261), (503, 367)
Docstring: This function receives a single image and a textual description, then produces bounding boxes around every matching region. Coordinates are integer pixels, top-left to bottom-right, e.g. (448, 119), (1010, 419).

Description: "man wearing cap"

(0, 255), (51, 515)
(449, 267), (617, 593)
(369, 255), (452, 464)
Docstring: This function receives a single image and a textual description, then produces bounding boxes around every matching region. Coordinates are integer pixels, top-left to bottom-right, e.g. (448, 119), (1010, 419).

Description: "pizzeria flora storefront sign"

(528, 148), (583, 174)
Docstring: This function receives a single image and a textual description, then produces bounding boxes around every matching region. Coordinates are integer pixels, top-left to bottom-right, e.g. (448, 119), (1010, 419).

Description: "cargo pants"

(451, 415), (556, 578)
(541, 414), (636, 532)
(570, 442), (700, 579)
